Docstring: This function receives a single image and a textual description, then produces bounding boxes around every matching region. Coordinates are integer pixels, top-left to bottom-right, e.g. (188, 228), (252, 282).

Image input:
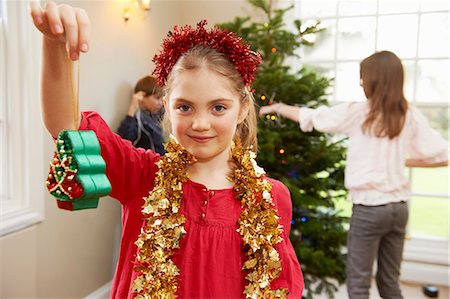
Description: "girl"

(30, 1), (303, 298)
(259, 51), (448, 299)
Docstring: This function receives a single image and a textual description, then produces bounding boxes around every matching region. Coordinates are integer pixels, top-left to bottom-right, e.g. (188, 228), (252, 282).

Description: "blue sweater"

(117, 110), (165, 155)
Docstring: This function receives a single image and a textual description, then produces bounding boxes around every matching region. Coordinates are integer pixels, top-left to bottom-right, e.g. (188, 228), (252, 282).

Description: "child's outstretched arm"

(30, 1), (90, 137)
(259, 103), (300, 123)
(405, 159), (448, 168)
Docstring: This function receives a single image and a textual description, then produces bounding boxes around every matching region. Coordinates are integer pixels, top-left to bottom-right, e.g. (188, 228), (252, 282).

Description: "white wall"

(178, 0), (252, 25)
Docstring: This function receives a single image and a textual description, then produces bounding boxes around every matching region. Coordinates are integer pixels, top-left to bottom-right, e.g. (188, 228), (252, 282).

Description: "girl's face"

(165, 67), (248, 163)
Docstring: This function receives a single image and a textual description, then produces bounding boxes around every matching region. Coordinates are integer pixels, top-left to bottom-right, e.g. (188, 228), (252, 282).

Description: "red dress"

(79, 111), (304, 299)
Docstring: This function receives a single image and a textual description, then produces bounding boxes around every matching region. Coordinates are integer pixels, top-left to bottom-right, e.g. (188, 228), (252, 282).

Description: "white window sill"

(0, 208), (44, 237)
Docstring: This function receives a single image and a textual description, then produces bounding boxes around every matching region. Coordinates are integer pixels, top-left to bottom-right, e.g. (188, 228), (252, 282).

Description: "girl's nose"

(191, 114), (211, 131)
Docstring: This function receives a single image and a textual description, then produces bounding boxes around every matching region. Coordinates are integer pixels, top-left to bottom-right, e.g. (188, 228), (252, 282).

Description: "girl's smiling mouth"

(188, 135), (214, 143)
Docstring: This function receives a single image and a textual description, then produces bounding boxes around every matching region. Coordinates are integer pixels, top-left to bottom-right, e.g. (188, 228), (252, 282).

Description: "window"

(295, 0), (449, 285)
(0, 1), (45, 236)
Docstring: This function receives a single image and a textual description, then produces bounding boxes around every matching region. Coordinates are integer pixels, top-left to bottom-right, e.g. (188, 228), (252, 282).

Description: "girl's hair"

(134, 76), (163, 97)
(162, 45), (258, 151)
(360, 51), (408, 139)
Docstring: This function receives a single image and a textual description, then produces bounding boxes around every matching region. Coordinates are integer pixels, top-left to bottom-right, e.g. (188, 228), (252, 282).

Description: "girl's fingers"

(75, 8), (90, 53)
(30, 1), (52, 36)
(59, 4), (79, 60)
(44, 1), (64, 36)
(259, 106), (271, 116)
(30, 1), (90, 60)
(29, 1), (44, 26)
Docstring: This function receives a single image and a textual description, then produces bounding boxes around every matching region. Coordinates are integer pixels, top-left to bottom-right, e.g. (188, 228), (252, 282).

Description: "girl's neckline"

(186, 179), (234, 192)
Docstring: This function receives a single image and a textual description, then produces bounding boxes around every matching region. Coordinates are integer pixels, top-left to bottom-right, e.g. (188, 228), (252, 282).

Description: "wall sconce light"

(123, 0), (151, 22)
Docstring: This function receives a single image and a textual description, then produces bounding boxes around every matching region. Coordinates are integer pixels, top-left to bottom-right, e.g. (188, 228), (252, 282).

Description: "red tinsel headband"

(152, 20), (262, 87)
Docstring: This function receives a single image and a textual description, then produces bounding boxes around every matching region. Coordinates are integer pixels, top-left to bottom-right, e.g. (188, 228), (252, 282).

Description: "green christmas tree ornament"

(45, 59), (111, 211)
(46, 130), (111, 211)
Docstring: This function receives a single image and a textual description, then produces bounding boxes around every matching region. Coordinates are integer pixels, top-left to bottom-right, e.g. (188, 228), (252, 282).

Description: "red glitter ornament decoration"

(152, 20), (262, 87)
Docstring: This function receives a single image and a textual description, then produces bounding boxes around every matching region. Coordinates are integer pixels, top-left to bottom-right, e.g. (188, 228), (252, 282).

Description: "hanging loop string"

(68, 58), (80, 130)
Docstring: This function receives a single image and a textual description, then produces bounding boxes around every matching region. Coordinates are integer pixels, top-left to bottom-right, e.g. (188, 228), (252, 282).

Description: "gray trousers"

(346, 202), (409, 299)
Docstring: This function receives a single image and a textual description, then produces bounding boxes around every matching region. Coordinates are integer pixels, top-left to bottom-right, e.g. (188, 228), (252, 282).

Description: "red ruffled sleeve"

(79, 111), (160, 204)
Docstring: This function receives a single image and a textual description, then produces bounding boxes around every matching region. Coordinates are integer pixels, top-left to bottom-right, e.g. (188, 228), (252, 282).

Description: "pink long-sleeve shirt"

(299, 102), (448, 206)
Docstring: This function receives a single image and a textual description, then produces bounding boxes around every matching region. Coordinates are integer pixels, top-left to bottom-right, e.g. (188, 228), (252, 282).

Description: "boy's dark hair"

(134, 76), (163, 97)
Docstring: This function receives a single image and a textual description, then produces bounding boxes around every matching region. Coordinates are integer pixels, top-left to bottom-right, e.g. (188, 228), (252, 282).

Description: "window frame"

(0, 0), (45, 236)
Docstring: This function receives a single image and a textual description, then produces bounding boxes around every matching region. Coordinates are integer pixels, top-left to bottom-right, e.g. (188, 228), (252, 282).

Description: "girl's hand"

(259, 103), (281, 117)
(259, 103), (301, 122)
(29, 0), (90, 61)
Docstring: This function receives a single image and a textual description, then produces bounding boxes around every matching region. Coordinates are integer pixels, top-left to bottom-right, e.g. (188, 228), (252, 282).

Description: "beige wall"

(178, 0), (253, 25)
(0, 1), (248, 298)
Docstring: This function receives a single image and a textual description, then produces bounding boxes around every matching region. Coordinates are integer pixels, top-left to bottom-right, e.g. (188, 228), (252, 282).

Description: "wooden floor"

(315, 281), (449, 299)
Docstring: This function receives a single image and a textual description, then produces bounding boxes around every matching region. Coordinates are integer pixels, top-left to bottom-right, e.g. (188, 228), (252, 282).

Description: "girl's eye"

(176, 104), (191, 112)
(213, 105), (227, 113)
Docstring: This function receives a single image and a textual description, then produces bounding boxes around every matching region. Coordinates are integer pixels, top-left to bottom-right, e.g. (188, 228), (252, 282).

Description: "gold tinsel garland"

(132, 137), (288, 299)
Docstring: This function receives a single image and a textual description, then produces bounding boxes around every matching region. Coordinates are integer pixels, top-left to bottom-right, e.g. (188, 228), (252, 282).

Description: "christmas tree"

(219, 1), (349, 298)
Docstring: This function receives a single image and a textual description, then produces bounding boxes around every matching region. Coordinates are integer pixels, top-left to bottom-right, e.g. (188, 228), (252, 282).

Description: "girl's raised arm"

(259, 102), (300, 122)
(29, 1), (90, 136)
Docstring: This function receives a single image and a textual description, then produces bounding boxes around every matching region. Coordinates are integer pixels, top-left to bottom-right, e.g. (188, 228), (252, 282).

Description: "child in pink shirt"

(260, 51), (448, 299)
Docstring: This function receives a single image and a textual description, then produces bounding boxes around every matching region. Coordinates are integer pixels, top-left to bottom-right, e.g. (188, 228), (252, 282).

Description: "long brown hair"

(360, 51), (408, 139)
(162, 45), (258, 151)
